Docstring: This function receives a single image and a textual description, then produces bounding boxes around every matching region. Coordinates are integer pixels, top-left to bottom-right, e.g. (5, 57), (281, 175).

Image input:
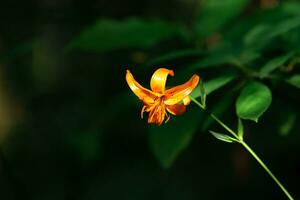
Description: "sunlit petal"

(150, 68), (174, 93)
(126, 70), (157, 104)
(164, 74), (200, 105)
(166, 104), (186, 115)
(183, 96), (191, 105)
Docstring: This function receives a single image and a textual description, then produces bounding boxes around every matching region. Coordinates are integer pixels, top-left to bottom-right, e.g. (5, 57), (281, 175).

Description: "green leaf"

(191, 72), (237, 99)
(281, 2), (300, 17)
(238, 51), (261, 64)
(209, 130), (237, 143)
(244, 16), (300, 50)
(148, 109), (202, 169)
(187, 50), (259, 71)
(187, 54), (235, 70)
(286, 74), (300, 89)
(260, 52), (294, 77)
(244, 24), (271, 46)
(237, 118), (244, 140)
(236, 81), (272, 122)
(205, 73), (237, 95)
(68, 18), (187, 52)
(147, 49), (204, 65)
(270, 16), (300, 37)
(195, 0), (249, 38)
(199, 80), (207, 108)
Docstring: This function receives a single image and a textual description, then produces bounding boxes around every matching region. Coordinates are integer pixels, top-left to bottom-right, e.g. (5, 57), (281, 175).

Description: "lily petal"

(126, 70), (157, 104)
(164, 74), (200, 105)
(150, 68), (174, 93)
(183, 96), (191, 105)
(166, 104), (186, 116)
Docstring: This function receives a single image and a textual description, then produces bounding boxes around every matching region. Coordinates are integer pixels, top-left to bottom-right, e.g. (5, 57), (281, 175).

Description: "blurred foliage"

(195, 0), (249, 38)
(0, 0), (300, 199)
(68, 18), (189, 52)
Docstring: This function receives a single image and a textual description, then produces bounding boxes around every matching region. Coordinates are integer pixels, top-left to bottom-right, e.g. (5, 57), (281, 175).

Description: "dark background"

(0, 0), (299, 199)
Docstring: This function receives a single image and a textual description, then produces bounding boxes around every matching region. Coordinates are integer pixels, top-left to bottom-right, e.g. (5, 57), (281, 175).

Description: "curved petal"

(183, 96), (191, 105)
(164, 74), (200, 105)
(126, 70), (157, 104)
(166, 104), (186, 116)
(150, 68), (174, 93)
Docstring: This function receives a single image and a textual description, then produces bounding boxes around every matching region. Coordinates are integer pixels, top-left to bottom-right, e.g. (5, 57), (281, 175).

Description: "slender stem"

(191, 96), (205, 110)
(191, 97), (294, 200)
(209, 113), (237, 138)
(240, 141), (294, 200)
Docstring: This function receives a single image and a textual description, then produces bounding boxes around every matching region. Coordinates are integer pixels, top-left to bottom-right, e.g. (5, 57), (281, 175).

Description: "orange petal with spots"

(164, 74), (200, 105)
(126, 70), (157, 104)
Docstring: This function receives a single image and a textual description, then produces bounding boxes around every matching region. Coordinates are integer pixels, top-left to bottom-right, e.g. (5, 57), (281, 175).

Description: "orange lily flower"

(126, 68), (200, 125)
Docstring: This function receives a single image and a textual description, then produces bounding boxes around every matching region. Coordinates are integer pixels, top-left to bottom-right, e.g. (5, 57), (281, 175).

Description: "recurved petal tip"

(150, 68), (175, 93)
(125, 69), (157, 104)
(164, 74), (200, 105)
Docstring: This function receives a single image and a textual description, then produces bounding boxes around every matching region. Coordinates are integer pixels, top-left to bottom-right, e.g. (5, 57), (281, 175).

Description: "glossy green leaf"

(209, 131), (237, 143)
(68, 18), (187, 52)
(236, 81), (272, 122)
(148, 109), (202, 169)
(195, 0), (249, 38)
(260, 52), (294, 77)
(286, 74), (300, 89)
(191, 72), (237, 99)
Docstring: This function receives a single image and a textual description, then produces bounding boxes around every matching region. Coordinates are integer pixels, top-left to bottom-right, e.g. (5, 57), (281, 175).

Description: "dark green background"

(0, 0), (299, 199)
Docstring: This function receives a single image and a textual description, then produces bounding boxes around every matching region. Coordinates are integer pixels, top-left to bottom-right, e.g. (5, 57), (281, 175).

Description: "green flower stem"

(240, 141), (294, 200)
(190, 97), (294, 200)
